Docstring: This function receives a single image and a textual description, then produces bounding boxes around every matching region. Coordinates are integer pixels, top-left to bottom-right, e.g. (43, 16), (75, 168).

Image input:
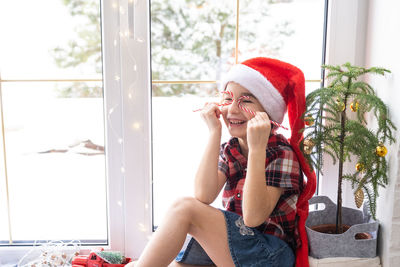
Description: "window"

(151, 0), (327, 227)
(0, 0), (109, 261)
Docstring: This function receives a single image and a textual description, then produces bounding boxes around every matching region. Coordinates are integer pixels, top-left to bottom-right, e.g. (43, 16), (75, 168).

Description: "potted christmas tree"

(301, 63), (396, 258)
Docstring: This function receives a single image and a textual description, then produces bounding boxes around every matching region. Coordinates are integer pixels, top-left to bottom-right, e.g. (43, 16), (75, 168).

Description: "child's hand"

(247, 112), (271, 151)
(200, 102), (222, 133)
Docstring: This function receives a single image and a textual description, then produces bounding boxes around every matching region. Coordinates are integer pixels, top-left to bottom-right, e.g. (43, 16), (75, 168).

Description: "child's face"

(221, 82), (266, 140)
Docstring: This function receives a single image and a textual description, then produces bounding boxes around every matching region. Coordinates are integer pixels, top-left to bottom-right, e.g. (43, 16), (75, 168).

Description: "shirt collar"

(224, 133), (290, 163)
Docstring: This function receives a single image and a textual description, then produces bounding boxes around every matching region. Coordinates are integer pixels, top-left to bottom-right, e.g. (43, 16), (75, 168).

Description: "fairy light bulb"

(138, 223), (146, 232)
(114, 75), (120, 81)
(132, 122), (140, 130)
(120, 166), (125, 173)
(118, 138), (123, 144)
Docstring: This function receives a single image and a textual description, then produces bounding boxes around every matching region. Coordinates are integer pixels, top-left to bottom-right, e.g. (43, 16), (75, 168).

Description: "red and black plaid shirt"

(218, 134), (304, 250)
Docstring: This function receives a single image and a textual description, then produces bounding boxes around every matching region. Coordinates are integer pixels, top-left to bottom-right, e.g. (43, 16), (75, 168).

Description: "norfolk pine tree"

(301, 63), (396, 234)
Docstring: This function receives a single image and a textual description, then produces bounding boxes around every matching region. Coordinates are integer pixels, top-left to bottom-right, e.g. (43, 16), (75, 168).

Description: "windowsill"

(0, 245), (109, 265)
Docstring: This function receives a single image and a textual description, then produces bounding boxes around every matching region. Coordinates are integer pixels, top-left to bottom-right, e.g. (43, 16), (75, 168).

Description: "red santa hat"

(221, 57), (317, 267)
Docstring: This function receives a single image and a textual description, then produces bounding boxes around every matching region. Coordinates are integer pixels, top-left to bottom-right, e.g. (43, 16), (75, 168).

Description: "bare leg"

(168, 262), (215, 267)
(135, 197), (234, 267)
(126, 260), (215, 267)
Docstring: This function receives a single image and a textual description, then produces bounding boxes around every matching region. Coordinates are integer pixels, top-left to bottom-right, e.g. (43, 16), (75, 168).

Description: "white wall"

(320, 1), (400, 266)
(365, 0), (400, 266)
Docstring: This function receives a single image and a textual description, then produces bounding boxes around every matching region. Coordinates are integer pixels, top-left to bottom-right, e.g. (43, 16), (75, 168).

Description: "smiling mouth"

(229, 119), (246, 125)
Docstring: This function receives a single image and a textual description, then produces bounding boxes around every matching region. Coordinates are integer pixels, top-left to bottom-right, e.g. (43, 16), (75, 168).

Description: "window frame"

(318, 0), (370, 209)
(0, 0), (152, 262)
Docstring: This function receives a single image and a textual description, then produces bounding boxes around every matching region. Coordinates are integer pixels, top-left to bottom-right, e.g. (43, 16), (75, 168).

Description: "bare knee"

(169, 196), (198, 217)
(169, 261), (215, 267)
(167, 197), (203, 229)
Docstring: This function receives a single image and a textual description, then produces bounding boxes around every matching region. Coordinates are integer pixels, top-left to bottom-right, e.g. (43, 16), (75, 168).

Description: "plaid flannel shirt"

(218, 134), (304, 250)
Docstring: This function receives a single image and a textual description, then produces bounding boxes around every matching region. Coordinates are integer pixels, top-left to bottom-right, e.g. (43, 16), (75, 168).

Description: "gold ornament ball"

(303, 138), (315, 148)
(376, 143), (388, 157)
(350, 101), (359, 112)
(304, 116), (315, 126)
(303, 139), (315, 155)
(338, 102), (345, 111)
(336, 99), (346, 111)
(356, 163), (365, 172)
(304, 146), (313, 155)
(354, 188), (364, 208)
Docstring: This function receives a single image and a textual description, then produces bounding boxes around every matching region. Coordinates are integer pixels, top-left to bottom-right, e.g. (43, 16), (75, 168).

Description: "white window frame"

(0, 0), (152, 263)
(319, 0), (369, 209)
(99, 0), (153, 259)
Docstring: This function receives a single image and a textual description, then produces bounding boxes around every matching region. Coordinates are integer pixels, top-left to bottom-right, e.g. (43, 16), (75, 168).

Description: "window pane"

(0, 0), (106, 244)
(152, 84), (229, 225)
(151, 0), (236, 84)
(239, 0), (325, 79)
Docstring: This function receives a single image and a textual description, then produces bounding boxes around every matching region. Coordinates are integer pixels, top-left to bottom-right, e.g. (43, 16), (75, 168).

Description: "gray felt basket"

(305, 195), (378, 259)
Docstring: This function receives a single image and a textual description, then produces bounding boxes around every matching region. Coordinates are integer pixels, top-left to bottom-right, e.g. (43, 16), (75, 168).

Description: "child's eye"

(238, 96), (253, 104)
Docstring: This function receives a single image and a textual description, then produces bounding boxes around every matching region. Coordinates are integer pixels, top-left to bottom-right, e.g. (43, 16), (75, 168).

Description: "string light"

(132, 122), (141, 130)
(119, 6), (125, 15)
(107, 1), (150, 241)
(138, 223), (147, 232)
(18, 240), (81, 267)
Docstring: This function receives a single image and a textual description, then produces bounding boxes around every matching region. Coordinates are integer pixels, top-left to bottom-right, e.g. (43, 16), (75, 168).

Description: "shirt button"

(237, 193), (241, 198)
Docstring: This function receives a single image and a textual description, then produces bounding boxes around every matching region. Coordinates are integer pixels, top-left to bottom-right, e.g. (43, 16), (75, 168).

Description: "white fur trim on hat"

(220, 64), (287, 124)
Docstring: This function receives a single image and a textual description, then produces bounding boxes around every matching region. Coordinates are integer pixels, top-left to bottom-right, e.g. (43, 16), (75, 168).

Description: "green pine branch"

(302, 63), (396, 222)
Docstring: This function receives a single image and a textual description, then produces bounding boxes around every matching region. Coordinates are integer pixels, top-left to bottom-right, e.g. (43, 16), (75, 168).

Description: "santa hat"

(221, 57), (317, 267)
